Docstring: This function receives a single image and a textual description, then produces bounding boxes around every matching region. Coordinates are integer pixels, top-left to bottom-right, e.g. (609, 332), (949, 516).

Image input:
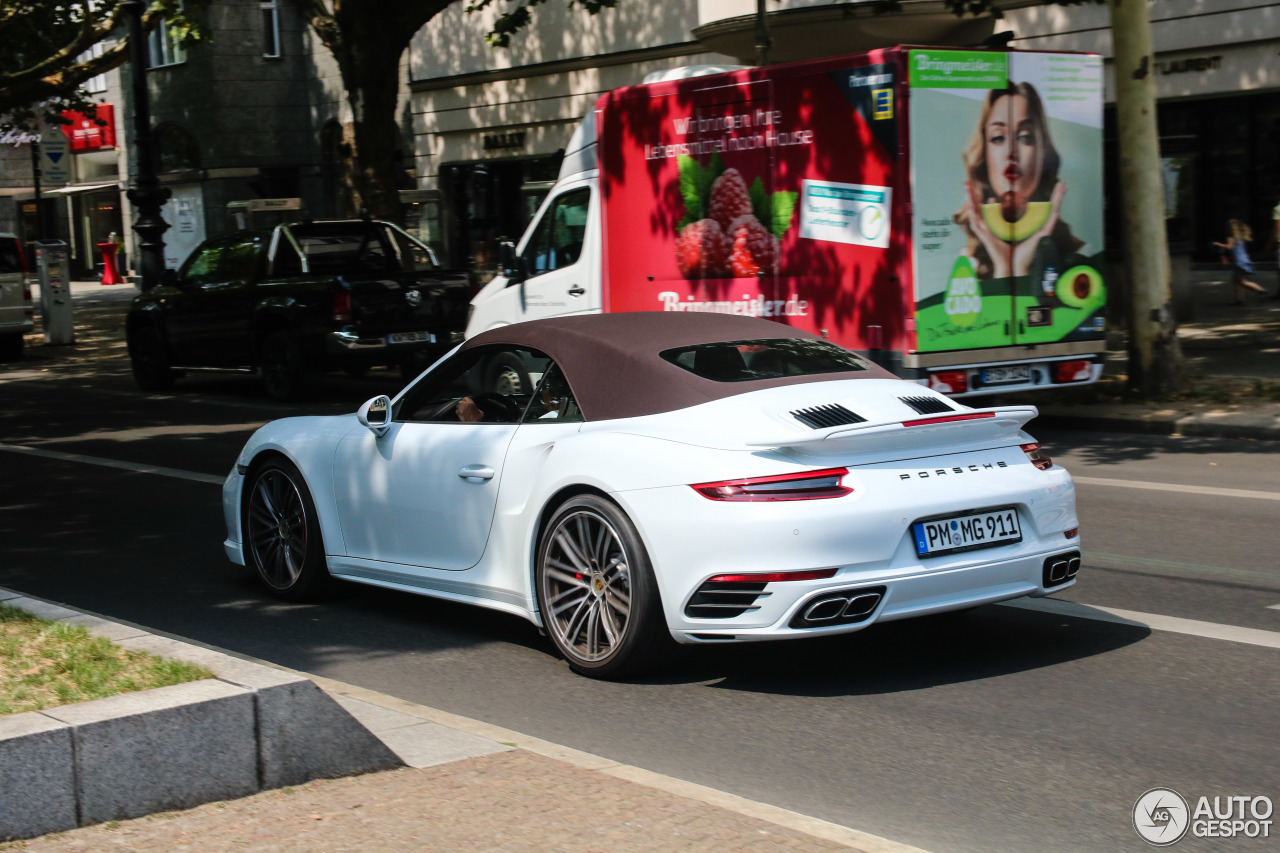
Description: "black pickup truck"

(126, 219), (471, 400)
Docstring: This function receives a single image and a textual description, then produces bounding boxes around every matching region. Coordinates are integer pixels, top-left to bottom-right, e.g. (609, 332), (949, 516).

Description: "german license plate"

(981, 365), (1031, 385)
(387, 331), (434, 345)
(913, 507), (1021, 558)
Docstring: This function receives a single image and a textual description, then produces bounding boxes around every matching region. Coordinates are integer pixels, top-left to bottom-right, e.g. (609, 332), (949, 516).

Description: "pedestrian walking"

(1213, 218), (1268, 304)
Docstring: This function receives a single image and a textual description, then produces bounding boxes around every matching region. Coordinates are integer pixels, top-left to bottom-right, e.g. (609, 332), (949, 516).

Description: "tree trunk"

(328, 16), (409, 223)
(1109, 0), (1185, 396)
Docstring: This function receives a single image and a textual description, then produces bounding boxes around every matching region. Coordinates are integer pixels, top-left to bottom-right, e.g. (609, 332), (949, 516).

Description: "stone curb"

(0, 590), (402, 842)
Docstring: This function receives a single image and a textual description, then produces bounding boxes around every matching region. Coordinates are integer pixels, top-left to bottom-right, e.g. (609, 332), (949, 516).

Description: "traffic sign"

(40, 132), (70, 186)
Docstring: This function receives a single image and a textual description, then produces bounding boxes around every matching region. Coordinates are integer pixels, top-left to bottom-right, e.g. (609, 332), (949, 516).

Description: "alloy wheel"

(246, 468), (309, 590)
(541, 509), (632, 662)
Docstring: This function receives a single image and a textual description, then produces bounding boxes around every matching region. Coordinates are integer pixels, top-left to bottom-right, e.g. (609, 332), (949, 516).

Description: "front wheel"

(243, 457), (331, 601)
(536, 495), (671, 678)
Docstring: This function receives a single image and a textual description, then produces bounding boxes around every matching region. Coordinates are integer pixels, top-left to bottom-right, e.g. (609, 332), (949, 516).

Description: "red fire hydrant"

(98, 240), (123, 286)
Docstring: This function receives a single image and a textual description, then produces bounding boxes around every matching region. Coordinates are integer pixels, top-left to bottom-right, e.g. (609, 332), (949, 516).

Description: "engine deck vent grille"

(791, 404), (867, 430)
(900, 395), (955, 415)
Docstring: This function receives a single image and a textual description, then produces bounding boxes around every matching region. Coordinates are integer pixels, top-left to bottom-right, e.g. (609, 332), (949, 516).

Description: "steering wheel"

(472, 392), (521, 423)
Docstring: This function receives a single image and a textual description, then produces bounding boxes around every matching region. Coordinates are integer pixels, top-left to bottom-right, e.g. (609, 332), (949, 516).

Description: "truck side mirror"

(499, 241), (525, 284)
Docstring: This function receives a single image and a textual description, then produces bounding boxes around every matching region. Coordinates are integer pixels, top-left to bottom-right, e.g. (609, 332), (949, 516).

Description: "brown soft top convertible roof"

(462, 312), (896, 421)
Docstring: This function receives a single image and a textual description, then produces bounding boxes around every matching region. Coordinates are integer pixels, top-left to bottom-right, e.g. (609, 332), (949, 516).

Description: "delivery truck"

(465, 46), (1108, 397)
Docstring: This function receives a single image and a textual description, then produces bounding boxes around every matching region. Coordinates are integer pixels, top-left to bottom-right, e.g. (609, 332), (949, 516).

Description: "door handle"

(568, 285), (585, 297)
(458, 465), (495, 481)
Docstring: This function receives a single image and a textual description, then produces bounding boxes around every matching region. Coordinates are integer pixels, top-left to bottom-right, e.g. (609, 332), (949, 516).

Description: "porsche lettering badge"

(900, 461), (1007, 480)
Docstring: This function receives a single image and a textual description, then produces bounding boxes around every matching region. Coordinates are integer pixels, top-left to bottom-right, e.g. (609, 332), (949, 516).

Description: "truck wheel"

(260, 331), (311, 402)
(128, 326), (176, 392)
(0, 334), (22, 361)
(484, 350), (530, 396)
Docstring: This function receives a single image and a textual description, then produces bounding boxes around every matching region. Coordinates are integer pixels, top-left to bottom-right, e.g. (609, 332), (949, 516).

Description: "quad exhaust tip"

(1043, 551), (1082, 587)
(790, 586), (886, 629)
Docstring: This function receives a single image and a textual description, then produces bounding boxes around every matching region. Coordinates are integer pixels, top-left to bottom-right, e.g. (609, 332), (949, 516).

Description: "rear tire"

(536, 495), (672, 679)
(128, 325), (175, 392)
(0, 333), (22, 361)
(242, 457), (331, 601)
(260, 331), (310, 401)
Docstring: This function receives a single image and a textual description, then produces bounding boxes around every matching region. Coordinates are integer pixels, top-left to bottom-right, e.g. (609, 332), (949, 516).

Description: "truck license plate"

(913, 507), (1021, 558)
(981, 365), (1031, 385)
(387, 331), (434, 345)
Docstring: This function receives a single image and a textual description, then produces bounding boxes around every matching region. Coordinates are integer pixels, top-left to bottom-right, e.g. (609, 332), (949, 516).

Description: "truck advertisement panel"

(597, 52), (908, 351)
(907, 49), (1106, 353)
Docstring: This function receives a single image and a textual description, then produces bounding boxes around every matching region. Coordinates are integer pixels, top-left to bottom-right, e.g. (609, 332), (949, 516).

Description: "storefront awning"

(40, 182), (120, 196)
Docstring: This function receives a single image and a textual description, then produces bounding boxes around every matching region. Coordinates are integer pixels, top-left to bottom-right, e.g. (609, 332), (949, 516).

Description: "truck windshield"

(660, 339), (871, 382)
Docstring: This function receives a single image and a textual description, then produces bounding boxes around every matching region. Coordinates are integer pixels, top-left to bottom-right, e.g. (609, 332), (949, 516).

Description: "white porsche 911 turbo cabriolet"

(222, 312), (1080, 678)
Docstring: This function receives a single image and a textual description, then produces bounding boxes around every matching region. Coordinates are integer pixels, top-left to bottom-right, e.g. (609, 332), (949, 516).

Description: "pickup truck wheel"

(0, 333), (22, 361)
(128, 326), (176, 392)
(260, 331), (310, 401)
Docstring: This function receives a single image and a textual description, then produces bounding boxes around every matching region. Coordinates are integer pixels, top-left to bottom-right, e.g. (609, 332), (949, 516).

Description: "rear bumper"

(670, 548), (1078, 644)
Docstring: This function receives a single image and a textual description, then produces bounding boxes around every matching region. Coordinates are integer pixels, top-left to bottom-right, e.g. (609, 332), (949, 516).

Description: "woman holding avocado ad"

(952, 81), (1085, 283)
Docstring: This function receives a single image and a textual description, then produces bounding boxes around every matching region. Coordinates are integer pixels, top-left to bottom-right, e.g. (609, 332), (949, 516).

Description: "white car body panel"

(224, 352), (1080, 644)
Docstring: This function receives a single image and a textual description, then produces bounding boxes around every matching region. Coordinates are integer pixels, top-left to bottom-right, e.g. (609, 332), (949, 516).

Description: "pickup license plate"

(981, 365), (1031, 385)
(913, 507), (1021, 558)
(387, 331), (434, 345)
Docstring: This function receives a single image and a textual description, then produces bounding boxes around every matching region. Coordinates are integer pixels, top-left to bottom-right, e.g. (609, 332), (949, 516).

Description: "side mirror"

(160, 269), (179, 288)
(357, 395), (392, 435)
(499, 240), (525, 284)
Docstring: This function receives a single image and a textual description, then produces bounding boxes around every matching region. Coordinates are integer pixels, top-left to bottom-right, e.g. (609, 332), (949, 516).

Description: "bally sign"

(483, 131), (526, 151)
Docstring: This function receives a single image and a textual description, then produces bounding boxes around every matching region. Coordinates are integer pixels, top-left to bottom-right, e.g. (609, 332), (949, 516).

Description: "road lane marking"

(1268, 604), (1280, 611)
(0, 442), (225, 485)
(1003, 597), (1280, 650)
(1073, 475), (1280, 502)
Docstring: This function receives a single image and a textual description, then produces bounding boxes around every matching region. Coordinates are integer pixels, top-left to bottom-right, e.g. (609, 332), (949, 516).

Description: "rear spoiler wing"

(745, 406), (1039, 450)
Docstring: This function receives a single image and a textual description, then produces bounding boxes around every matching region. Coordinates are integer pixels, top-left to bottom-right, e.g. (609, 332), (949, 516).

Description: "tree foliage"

(0, 0), (202, 129)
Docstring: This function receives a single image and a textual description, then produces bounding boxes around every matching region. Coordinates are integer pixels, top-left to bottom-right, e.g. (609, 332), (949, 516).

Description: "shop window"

(155, 123), (201, 173)
(261, 0), (281, 58)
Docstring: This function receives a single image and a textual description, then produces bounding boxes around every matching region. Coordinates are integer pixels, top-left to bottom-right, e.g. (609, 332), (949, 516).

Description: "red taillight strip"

(902, 412), (996, 427)
(691, 467), (852, 501)
(706, 568), (838, 584)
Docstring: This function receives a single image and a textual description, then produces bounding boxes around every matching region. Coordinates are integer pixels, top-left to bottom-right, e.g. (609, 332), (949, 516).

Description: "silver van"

(0, 232), (33, 359)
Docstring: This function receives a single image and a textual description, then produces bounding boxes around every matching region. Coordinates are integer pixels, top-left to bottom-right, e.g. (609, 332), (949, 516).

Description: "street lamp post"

(123, 0), (170, 291)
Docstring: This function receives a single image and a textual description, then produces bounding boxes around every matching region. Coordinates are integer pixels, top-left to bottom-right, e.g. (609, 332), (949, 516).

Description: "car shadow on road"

(642, 603), (1151, 696)
(1035, 428), (1280, 466)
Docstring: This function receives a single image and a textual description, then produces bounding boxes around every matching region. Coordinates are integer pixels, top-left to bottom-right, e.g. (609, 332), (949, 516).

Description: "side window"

(521, 364), (583, 424)
(179, 238), (228, 283)
(220, 236), (263, 281)
(521, 188), (589, 279)
(396, 346), (552, 424)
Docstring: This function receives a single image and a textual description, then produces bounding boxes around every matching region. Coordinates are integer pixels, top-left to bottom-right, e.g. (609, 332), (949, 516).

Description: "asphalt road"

(1, 289), (1278, 852)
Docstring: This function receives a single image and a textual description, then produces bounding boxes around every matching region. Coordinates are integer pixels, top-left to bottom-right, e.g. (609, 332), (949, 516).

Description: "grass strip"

(0, 604), (214, 716)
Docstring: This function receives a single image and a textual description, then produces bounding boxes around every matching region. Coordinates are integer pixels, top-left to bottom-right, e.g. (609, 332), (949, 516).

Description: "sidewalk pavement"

(0, 591), (913, 853)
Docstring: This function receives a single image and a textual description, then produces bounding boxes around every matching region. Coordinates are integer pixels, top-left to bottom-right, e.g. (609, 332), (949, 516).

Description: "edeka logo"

(944, 256), (981, 327)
